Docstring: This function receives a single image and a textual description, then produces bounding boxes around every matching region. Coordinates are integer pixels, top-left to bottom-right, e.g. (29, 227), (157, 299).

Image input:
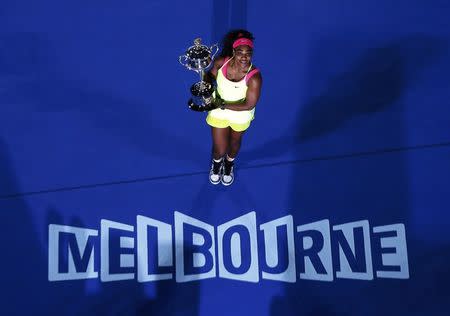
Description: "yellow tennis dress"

(206, 57), (259, 132)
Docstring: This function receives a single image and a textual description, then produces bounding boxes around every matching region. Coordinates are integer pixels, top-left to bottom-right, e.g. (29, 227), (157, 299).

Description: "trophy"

(179, 38), (219, 111)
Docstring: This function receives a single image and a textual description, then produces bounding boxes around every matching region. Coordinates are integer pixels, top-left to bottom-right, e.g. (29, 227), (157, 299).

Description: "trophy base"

(188, 98), (217, 112)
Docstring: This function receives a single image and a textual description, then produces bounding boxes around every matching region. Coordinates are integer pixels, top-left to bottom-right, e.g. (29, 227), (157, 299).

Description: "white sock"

(226, 155), (235, 162)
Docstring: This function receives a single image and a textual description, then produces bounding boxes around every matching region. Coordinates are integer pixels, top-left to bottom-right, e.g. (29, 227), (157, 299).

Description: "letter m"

(48, 224), (98, 281)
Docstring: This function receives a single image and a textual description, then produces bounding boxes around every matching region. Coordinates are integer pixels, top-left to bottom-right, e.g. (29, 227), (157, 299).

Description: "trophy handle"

(179, 54), (190, 69)
(210, 43), (219, 60)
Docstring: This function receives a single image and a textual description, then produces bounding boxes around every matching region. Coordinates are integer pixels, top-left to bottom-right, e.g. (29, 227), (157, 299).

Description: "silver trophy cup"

(179, 38), (219, 111)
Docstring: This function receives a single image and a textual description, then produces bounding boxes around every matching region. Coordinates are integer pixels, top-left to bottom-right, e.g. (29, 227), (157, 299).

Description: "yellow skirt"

(206, 108), (255, 132)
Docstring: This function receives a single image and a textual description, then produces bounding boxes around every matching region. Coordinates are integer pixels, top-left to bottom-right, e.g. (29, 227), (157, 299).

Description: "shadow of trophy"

(179, 38), (220, 112)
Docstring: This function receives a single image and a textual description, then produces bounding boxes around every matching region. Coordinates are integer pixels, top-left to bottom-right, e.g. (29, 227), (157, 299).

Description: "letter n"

(333, 220), (373, 280)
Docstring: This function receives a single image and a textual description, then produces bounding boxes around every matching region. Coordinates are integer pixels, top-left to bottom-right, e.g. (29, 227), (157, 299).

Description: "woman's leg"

(227, 129), (245, 158)
(209, 127), (230, 184)
(221, 129), (244, 186)
(211, 127), (230, 159)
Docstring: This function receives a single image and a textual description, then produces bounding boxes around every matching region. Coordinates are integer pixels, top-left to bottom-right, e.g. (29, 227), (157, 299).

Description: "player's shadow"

(190, 169), (258, 220)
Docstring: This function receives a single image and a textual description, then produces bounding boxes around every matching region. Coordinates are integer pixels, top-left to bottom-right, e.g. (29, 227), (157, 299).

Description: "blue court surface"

(1, 1), (450, 315)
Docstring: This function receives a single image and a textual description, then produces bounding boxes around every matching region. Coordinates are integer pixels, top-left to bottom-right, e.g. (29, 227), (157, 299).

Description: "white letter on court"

(260, 215), (296, 282)
(137, 215), (173, 282)
(373, 223), (409, 279)
(101, 219), (135, 282)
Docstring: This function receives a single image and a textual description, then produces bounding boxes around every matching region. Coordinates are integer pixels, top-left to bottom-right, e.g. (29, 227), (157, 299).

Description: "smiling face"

(233, 45), (253, 68)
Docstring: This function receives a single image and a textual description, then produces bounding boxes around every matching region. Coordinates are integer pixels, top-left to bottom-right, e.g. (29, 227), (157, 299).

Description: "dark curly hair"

(219, 29), (255, 57)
